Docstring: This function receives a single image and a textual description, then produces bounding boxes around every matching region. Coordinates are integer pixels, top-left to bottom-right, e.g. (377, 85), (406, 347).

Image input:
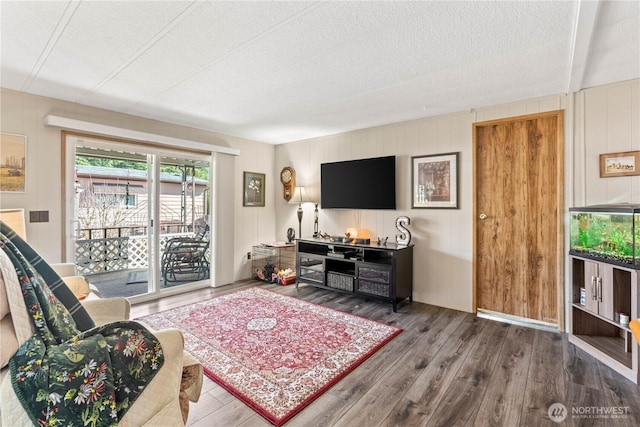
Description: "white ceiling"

(1, 1), (639, 144)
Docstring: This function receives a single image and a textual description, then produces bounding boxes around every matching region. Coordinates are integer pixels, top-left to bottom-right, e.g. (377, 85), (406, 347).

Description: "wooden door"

(474, 111), (563, 326)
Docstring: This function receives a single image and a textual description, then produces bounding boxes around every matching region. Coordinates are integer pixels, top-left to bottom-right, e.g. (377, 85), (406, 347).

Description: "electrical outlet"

(247, 251), (252, 260)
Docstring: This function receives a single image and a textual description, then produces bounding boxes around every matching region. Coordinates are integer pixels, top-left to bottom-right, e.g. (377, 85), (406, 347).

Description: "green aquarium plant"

(585, 215), (606, 249)
(569, 214), (581, 248)
(605, 225), (632, 259)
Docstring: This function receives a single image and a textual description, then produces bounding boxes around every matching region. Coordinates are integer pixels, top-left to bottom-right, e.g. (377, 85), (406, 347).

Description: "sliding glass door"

(66, 135), (212, 300)
(157, 155), (211, 290)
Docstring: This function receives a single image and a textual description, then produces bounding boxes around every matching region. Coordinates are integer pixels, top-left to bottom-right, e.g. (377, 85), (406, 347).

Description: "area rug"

(136, 287), (401, 426)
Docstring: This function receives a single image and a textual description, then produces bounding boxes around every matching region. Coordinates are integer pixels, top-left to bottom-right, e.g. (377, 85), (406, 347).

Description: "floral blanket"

(1, 232), (164, 427)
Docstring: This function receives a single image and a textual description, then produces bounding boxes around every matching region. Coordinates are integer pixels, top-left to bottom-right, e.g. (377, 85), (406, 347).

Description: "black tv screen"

(321, 156), (396, 209)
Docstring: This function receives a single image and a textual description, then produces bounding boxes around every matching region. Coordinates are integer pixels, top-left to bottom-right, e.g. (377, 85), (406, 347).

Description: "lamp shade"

(290, 186), (311, 204)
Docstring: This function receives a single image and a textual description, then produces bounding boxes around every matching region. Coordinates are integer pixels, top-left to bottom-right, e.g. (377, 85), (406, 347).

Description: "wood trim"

(471, 123), (479, 313)
(556, 110), (565, 331)
(471, 110), (564, 127)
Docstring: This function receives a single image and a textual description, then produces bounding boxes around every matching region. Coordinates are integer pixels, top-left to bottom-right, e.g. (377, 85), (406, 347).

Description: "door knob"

(479, 213), (487, 220)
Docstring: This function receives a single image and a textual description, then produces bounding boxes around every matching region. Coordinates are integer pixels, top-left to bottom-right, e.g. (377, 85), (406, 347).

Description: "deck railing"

(75, 226), (196, 275)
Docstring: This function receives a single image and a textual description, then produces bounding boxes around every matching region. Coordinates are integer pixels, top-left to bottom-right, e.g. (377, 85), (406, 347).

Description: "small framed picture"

(243, 171), (265, 207)
(599, 151), (640, 177)
(1, 132), (27, 193)
(411, 152), (459, 209)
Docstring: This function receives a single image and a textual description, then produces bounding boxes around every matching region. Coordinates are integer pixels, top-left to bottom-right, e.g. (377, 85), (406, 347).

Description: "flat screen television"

(321, 155), (396, 209)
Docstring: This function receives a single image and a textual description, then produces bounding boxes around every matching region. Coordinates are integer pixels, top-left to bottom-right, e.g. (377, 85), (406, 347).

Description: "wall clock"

(280, 166), (295, 201)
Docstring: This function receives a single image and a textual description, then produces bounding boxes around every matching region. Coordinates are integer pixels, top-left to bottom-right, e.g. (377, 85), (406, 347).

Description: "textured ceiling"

(1, 1), (639, 144)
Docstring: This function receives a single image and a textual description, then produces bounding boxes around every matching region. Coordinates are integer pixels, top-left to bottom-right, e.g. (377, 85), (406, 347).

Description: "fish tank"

(569, 204), (640, 268)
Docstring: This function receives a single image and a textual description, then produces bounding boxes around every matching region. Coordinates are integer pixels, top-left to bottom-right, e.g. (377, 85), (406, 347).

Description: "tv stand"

(295, 238), (413, 312)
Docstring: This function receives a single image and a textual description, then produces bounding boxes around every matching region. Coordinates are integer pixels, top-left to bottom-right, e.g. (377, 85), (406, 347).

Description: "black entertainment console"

(295, 238), (413, 312)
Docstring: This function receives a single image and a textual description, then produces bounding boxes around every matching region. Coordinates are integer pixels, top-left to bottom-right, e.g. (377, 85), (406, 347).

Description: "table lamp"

(292, 186), (310, 239)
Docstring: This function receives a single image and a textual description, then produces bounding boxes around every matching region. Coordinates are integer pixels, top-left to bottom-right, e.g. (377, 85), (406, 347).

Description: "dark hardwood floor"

(131, 281), (640, 427)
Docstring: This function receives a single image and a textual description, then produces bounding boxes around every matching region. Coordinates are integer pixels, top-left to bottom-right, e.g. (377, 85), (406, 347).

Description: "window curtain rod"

(43, 115), (240, 156)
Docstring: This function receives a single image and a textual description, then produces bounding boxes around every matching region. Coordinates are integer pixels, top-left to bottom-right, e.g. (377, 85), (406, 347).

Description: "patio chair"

(161, 237), (210, 283)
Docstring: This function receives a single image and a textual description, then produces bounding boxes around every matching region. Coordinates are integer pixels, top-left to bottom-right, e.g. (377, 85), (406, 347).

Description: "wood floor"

(131, 281), (640, 427)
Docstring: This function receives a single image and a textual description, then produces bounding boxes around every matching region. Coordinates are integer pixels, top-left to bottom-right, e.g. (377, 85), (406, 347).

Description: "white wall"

(0, 88), (274, 284)
(2, 78), (638, 310)
(573, 80), (640, 206)
(275, 112), (476, 312)
(275, 79), (640, 314)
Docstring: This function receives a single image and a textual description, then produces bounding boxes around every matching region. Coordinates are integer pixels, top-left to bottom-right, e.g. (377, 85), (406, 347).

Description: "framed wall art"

(411, 152), (459, 209)
(243, 171), (265, 207)
(0, 132), (27, 193)
(599, 150), (640, 178)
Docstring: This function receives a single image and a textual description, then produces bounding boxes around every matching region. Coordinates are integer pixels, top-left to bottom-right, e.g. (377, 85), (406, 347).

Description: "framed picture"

(599, 150), (640, 177)
(0, 132), (27, 193)
(412, 152), (459, 209)
(243, 171), (265, 207)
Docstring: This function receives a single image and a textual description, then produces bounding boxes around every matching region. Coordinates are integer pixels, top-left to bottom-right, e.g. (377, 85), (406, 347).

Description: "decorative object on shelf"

(621, 313), (630, 327)
(279, 166), (296, 201)
(411, 152), (459, 209)
(599, 150), (640, 178)
(243, 171), (265, 207)
(0, 132), (27, 193)
(313, 202), (319, 237)
(377, 236), (388, 245)
(395, 216), (411, 245)
(287, 227), (295, 243)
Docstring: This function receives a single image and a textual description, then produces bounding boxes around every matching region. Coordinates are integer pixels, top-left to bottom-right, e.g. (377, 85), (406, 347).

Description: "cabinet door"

(298, 254), (325, 285)
(598, 263), (614, 321)
(584, 261), (600, 314)
(583, 261), (614, 321)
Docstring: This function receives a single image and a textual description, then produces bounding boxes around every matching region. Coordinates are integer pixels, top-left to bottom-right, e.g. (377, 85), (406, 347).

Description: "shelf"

(569, 255), (639, 383)
(574, 334), (632, 369)
(572, 303), (631, 332)
(299, 270), (324, 284)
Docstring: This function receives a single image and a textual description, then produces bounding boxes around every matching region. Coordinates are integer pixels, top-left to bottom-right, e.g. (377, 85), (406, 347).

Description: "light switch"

(28, 210), (49, 223)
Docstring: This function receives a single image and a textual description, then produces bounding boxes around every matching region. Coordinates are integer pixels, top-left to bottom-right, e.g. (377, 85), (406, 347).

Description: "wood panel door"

(474, 111), (563, 326)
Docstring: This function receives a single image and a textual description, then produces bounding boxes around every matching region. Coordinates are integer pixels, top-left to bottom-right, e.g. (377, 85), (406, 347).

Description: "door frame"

(472, 110), (565, 330)
(61, 131), (215, 301)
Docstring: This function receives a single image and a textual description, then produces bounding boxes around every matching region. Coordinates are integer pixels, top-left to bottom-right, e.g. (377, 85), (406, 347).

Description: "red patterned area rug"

(137, 287), (401, 426)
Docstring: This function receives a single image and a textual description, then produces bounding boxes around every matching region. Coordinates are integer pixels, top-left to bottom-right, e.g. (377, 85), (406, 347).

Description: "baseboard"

(477, 308), (559, 333)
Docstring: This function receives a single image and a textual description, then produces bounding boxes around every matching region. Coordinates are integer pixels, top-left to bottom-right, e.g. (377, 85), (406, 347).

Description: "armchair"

(0, 226), (202, 426)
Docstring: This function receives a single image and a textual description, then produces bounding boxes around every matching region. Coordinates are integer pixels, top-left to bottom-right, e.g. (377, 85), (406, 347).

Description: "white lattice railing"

(76, 233), (194, 275)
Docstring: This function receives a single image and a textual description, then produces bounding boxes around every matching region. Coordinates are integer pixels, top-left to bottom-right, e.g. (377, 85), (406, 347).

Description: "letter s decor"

(395, 216), (411, 246)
